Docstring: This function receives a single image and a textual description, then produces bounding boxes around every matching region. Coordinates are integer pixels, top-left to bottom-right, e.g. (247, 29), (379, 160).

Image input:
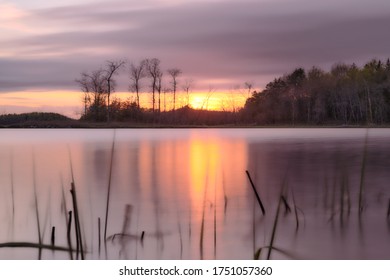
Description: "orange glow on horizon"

(0, 90), (82, 118)
(1, 90), (248, 118)
(184, 92), (247, 111)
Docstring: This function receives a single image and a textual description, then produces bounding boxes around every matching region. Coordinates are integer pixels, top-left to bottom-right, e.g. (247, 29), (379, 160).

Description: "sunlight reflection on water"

(0, 128), (389, 259)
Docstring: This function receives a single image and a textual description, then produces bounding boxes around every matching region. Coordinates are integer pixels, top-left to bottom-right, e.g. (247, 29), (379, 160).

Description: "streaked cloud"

(1, 0), (390, 94)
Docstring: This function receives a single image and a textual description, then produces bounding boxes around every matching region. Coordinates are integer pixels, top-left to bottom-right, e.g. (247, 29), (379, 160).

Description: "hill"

(0, 112), (78, 128)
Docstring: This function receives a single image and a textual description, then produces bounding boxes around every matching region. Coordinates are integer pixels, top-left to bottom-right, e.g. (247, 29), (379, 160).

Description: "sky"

(1, 0), (390, 117)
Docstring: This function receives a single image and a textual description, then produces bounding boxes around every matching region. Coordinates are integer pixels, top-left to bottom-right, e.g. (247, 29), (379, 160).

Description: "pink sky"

(1, 0), (390, 117)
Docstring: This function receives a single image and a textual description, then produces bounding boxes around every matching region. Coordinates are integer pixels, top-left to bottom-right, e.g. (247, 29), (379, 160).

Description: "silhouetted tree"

(104, 60), (125, 122)
(156, 70), (163, 112)
(146, 58), (162, 113)
(182, 79), (194, 107)
(244, 82), (253, 99)
(167, 68), (182, 110)
(129, 59), (147, 108)
(243, 58), (390, 125)
(76, 69), (107, 121)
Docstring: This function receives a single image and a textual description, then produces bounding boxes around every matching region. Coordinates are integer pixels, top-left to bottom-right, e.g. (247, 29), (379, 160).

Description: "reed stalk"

(188, 210), (192, 239)
(266, 177), (288, 260)
(104, 130), (116, 244)
(199, 164), (209, 260)
(330, 172), (337, 222)
(281, 195), (291, 214)
(32, 153), (42, 260)
(245, 170), (265, 215)
(178, 220), (183, 259)
(119, 204), (132, 259)
(254, 247), (262, 260)
(267, 195), (282, 260)
(252, 195), (256, 258)
(68, 149), (84, 260)
(199, 197), (206, 260)
(51, 227), (55, 247)
(256, 245), (297, 260)
(358, 130), (369, 214)
(67, 211), (73, 260)
(98, 217), (101, 257)
(9, 152), (15, 233)
(344, 171), (351, 216)
(70, 183), (84, 259)
(41, 189), (52, 242)
(61, 180), (68, 222)
(340, 171), (345, 223)
(213, 175), (217, 259)
(221, 170), (228, 215)
(323, 174), (329, 210)
(291, 189), (300, 230)
(135, 206), (140, 259)
(0, 242), (77, 252)
(61, 181), (73, 259)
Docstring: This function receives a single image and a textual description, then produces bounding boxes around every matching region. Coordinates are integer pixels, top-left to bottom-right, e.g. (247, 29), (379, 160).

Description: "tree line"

(76, 58), (186, 122)
(242, 59), (390, 125)
(76, 58), (390, 125)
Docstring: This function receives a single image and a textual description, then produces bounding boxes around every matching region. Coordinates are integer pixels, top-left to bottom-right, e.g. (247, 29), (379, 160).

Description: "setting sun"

(187, 92), (246, 111)
(189, 95), (205, 110)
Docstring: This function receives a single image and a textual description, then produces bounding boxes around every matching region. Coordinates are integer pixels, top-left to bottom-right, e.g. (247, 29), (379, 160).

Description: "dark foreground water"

(0, 128), (389, 259)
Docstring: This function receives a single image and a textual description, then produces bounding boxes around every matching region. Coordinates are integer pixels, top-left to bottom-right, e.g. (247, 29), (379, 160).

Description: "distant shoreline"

(1, 112), (389, 129)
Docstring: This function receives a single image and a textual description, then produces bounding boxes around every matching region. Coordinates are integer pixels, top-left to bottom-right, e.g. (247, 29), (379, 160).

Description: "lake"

(0, 128), (389, 259)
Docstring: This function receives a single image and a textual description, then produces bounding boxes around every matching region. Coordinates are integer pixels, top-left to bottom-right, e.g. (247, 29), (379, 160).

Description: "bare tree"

(104, 60), (125, 122)
(129, 59), (147, 108)
(76, 69), (107, 121)
(81, 91), (91, 117)
(225, 92), (238, 112)
(182, 79), (194, 107)
(156, 71), (163, 112)
(244, 82), (253, 99)
(77, 74), (91, 116)
(146, 58), (161, 112)
(167, 68), (182, 110)
(200, 86), (215, 110)
(163, 87), (170, 112)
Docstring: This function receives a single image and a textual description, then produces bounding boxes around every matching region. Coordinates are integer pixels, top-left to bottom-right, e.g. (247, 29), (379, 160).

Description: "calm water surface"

(0, 128), (389, 259)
